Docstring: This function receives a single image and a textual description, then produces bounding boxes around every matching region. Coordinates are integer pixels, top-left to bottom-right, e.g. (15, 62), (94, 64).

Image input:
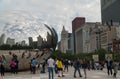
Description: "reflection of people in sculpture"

(29, 59), (33, 74)
(14, 58), (19, 74)
(10, 59), (16, 74)
(40, 58), (46, 73)
(22, 52), (25, 58)
(31, 58), (38, 74)
(0, 56), (6, 77)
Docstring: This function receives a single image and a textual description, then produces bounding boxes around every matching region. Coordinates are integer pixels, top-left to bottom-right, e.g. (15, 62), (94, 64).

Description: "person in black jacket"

(106, 56), (113, 76)
(73, 58), (82, 78)
(82, 58), (87, 79)
(64, 59), (69, 72)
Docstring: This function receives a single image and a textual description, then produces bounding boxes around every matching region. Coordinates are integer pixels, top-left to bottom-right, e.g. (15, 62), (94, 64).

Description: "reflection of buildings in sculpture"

(21, 40), (26, 46)
(101, 0), (120, 25)
(28, 37), (33, 47)
(6, 37), (15, 46)
(60, 26), (73, 53)
(46, 32), (52, 47)
(32, 41), (37, 48)
(0, 34), (5, 46)
(37, 35), (43, 48)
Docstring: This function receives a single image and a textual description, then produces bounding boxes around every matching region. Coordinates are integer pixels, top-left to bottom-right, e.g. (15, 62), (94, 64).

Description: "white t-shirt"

(47, 58), (54, 67)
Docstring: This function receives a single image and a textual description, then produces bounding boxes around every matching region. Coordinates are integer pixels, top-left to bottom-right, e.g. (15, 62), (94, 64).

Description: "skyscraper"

(37, 35), (43, 48)
(72, 17), (85, 53)
(61, 26), (69, 53)
(101, 0), (120, 25)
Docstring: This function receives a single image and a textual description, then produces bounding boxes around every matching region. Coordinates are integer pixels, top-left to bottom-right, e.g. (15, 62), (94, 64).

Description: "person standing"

(106, 56), (113, 76)
(73, 58), (82, 78)
(83, 58), (87, 79)
(64, 59), (69, 72)
(54, 58), (58, 74)
(47, 57), (55, 79)
(113, 60), (118, 78)
(40, 58), (46, 73)
(57, 58), (64, 77)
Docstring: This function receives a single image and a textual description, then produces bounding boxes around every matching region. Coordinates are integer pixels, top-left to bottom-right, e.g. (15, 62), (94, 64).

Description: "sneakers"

(58, 75), (65, 77)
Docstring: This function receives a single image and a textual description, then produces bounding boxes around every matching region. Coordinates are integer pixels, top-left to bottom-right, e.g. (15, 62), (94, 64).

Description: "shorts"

(57, 68), (63, 71)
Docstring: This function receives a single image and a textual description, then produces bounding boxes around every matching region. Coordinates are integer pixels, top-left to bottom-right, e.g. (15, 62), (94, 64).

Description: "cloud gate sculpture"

(0, 24), (58, 71)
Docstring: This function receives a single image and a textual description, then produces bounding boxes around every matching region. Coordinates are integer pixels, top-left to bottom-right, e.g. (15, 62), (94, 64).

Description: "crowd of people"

(46, 56), (120, 79)
(0, 52), (120, 79)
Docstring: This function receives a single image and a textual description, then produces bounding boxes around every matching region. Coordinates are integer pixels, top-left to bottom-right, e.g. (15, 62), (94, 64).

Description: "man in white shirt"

(47, 57), (55, 79)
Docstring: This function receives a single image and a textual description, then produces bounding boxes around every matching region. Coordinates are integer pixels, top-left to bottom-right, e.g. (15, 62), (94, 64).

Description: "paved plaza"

(1, 67), (120, 79)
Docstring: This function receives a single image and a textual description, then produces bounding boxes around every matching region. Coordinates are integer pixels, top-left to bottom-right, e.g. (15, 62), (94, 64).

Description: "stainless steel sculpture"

(44, 24), (58, 51)
(0, 24), (58, 71)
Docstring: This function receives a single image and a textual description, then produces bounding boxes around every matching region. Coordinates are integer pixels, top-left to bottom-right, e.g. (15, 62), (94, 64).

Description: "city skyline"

(0, 0), (101, 42)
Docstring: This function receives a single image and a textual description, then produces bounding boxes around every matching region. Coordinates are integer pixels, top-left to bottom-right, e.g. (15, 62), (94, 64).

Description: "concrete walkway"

(1, 67), (120, 79)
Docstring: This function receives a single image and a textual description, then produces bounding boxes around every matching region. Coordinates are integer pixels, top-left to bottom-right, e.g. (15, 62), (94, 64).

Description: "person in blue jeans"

(73, 58), (82, 78)
(47, 57), (55, 79)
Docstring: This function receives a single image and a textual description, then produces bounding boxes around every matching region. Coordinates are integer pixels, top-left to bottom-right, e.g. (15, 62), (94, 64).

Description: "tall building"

(101, 0), (120, 25)
(75, 23), (96, 53)
(0, 34), (5, 45)
(60, 26), (73, 53)
(72, 17), (85, 54)
(6, 37), (15, 46)
(60, 26), (69, 53)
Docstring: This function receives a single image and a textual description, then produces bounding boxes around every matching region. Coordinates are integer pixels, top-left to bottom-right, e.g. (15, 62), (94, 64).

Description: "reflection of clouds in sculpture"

(2, 11), (51, 43)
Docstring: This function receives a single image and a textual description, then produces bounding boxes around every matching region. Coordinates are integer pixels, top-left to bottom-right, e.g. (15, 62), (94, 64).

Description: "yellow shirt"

(57, 60), (63, 68)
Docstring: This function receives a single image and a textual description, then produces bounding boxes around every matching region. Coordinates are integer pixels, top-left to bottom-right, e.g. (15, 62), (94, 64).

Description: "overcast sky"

(0, 0), (101, 42)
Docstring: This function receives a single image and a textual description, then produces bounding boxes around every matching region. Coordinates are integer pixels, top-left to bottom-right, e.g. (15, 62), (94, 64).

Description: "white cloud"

(0, 0), (101, 42)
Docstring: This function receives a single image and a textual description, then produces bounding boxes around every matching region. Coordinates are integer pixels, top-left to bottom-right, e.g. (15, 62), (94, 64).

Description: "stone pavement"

(1, 67), (120, 79)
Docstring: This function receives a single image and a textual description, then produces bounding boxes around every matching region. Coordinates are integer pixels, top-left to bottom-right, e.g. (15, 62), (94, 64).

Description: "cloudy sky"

(0, 0), (101, 43)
